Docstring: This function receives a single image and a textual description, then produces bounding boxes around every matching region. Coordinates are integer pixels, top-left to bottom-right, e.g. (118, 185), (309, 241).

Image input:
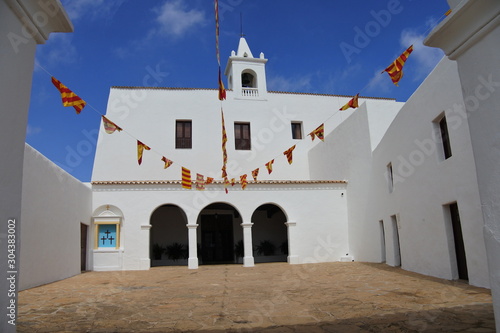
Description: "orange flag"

(182, 167), (192, 189)
(51, 77), (86, 114)
(196, 173), (205, 191)
(240, 174), (248, 190)
(252, 168), (259, 181)
(161, 156), (173, 169)
(339, 94), (359, 111)
(137, 140), (151, 165)
(382, 45), (414, 86)
(309, 124), (325, 142)
(283, 145), (296, 165)
(102, 116), (123, 134)
(265, 160), (274, 174)
(206, 177), (214, 185)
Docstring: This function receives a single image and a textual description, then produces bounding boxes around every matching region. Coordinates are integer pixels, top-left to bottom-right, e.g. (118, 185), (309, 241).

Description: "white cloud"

(154, 0), (206, 38)
(36, 33), (78, 67)
(267, 74), (312, 93)
(26, 124), (42, 136)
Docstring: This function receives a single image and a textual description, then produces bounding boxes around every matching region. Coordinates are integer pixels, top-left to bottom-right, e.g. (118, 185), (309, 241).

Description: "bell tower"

(224, 37), (268, 100)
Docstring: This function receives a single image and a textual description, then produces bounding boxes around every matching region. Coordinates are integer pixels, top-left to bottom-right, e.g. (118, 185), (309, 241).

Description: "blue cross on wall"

(98, 225), (117, 248)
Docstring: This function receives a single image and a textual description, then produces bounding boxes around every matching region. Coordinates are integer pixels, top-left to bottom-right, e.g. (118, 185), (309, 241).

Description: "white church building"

(6, 1), (499, 329)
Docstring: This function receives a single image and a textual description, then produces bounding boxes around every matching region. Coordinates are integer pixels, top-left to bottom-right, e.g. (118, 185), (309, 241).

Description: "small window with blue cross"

(98, 224), (117, 248)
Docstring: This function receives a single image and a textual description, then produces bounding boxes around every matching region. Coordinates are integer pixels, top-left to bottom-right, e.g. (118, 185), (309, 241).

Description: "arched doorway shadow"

(251, 204), (288, 263)
(150, 204), (188, 267)
(198, 203), (242, 265)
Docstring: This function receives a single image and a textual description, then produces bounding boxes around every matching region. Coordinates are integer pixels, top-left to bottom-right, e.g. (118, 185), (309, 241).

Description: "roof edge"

(91, 180), (347, 185)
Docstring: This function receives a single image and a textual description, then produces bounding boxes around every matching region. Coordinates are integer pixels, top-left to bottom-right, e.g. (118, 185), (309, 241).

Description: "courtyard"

(18, 262), (494, 332)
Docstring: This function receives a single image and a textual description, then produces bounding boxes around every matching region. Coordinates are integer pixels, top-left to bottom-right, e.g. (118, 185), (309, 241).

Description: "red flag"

(283, 145), (296, 165)
(51, 77), (86, 114)
(265, 160), (274, 174)
(240, 174), (248, 190)
(339, 94), (359, 111)
(161, 156), (173, 169)
(252, 168), (259, 181)
(206, 177), (214, 185)
(137, 140), (151, 165)
(309, 124), (324, 142)
(102, 116), (123, 134)
(382, 45), (414, 86)
(182, 167), (192, 189)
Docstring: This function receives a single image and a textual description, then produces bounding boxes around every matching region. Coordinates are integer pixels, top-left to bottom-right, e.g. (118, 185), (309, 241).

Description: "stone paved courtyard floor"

(18, 262), (494, 332)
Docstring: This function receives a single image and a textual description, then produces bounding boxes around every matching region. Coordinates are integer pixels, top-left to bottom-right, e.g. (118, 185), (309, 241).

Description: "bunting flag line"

(252, 168), (259, 181)
(214, 0), (220, 66)
(137, 140), (151, 165)
(309, 124), (325, 142)
(161, 156), (173, 169)
(102, 116), (123, 134)
(382, 45), (414, 86)
(51, 77), (86, 114)
(339, 93), (359, 111)
(221, 109), (228, 178)
(196, 173), (205, 191)
(224, 177), (230, 194)
(182, 167), (192, 189)
(240, 174), (248, 190)
(218, 67), (226, 100)
(206, 177), (214, 185)
(265, 160), (274, 174)
(283, 145), (296, 165)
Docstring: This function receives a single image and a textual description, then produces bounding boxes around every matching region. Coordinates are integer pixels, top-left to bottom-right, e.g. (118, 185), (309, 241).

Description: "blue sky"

(26, 0), (449, 182)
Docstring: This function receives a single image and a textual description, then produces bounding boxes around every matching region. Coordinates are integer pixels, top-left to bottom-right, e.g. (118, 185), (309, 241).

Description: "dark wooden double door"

(201, 215), (234, 264)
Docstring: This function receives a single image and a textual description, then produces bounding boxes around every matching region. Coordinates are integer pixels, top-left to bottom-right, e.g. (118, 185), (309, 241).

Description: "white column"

(187, 224), (199, 269)
(241, 223), (254, 267)
(285, 222), (300, 264)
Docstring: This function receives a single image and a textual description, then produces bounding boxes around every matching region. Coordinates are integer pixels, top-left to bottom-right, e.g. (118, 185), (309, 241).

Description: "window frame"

(291, 121), (303, 140)
(93, 220), (121, 250)
(176, 120), (192, 149)
(234, 122), (251, 150)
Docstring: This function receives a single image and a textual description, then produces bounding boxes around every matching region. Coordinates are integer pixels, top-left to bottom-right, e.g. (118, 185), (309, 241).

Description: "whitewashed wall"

(309, 58), (489, 288)
(20, 145), (92, 290)
(91, 182), (348, 270)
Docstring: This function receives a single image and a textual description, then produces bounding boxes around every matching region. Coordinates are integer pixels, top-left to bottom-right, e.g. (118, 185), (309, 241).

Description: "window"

(234, 122), (251, 150)
(291, 122), (303, 140)
(176, 120), (192, 149)
(439, 115), (452, 159)
(387, 162), (394, 193)
(94, 221), (120, 249)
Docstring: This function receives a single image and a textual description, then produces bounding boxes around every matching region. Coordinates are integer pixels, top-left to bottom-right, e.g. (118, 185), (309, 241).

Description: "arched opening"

(241, 71), (256, 88)
(198, 203), (242, 264)
(150, 204), (188, 267)
(251, 204), (288, 263)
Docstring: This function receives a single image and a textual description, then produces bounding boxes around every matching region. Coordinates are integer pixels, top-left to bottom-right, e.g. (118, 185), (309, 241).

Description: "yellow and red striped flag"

(382, 45), (414, 86)
(339, 94), (359, 111)
(182, 167), (192, 189)
(231, 178), (236, 186)
(265, 159), (274, 174)
(161, 156), (173, 169)
(221, 109), (228, 178)
(252, 168), (259, 181)
(51, 77), (86, 114)
(309, 124), (325, 142)
(218, 68), (226, 100)
(224, 177), (230, 194)
(240, 174), (248, 190)
(283, 145), (296, 165)
(215, 0), (221, 66)
(196, 173), (205, 191)
(102, 116), (123, 134)
(206, 177), (214, 185)
(137, 140), (151, 165)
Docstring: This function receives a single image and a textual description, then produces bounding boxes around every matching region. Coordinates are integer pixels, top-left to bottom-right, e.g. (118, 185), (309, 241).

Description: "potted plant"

(235, 240), (244, 259)
(152, 243), (165, 260)
(256, 240), (275, 256)
(166, 242), (185, 262)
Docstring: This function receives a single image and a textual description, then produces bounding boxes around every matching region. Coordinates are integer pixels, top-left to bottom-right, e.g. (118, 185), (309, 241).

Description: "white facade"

(20, 145), (92, 290)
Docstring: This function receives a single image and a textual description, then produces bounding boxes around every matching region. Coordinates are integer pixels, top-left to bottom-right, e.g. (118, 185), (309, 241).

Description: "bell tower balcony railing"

(242, 87), (259, 97)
